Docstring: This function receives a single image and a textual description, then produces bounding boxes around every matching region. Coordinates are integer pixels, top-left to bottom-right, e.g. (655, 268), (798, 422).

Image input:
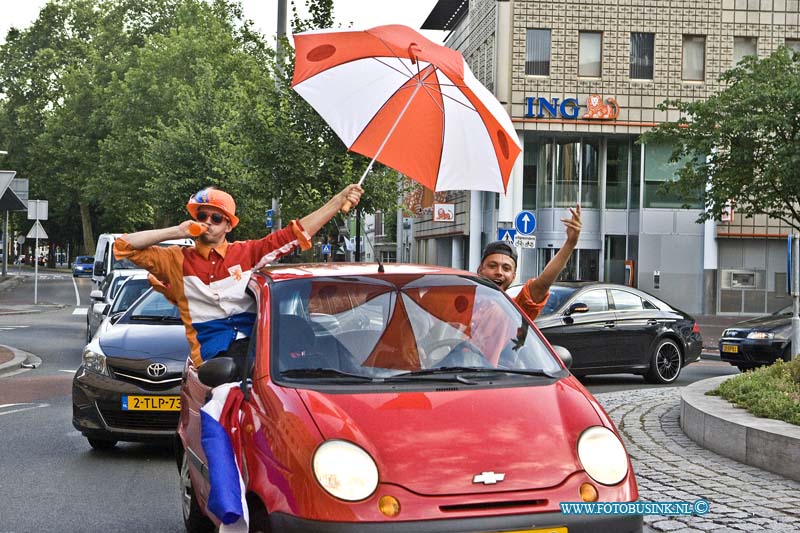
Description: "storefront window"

(630, 142), (641, 209)
(581, 140), (599, 208)
(555, 141), (579, 207)
(604, 235), (627, 284)
(606, 140), (629, 208)
(523, 138), (538, 210)
(643, 143), (702, 208)
(537, 141), (553, 208)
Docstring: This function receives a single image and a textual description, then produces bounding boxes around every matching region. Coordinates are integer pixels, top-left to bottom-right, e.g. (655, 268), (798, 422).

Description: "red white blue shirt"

(114, 222), (306, 367)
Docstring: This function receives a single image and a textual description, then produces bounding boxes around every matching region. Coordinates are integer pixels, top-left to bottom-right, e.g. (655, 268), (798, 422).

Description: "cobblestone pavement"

(596, 387), (800, 532)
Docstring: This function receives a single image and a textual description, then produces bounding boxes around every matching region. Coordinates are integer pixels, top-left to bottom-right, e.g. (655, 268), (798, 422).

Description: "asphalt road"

(0, 270), (183, 533)
(0, 269), (740, 532)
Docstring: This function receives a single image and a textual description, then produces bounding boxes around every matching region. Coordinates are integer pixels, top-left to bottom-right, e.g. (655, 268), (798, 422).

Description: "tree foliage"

(0, 0), (399, 257)
(641, 46), (800, 229)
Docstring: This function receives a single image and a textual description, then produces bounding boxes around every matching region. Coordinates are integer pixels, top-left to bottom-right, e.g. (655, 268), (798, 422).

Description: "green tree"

(641, 46), (800, 229)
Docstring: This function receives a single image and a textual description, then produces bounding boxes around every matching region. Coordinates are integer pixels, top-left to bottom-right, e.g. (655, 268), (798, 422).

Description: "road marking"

(0, 326), (30, 330)
(0, 403), (49, 416)
(72, 308), (88, 315)
(72, 275), (81, 306)
(60, 369), (77, 373)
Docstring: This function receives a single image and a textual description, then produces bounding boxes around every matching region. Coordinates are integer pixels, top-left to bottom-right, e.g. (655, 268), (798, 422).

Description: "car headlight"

(746, 331), (774, 340)
(577, 426), (629, 485)
(313, 440), (379, 501)
(82, 347), (109, 376)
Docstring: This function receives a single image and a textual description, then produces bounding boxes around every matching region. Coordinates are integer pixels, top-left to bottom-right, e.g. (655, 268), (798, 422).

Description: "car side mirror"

(198, 357), (239, 388)
(565, 302), (589, 316)
(551, 345), (573, 369)
(90, 290), (104, 301)
(93, 261), (105, 277)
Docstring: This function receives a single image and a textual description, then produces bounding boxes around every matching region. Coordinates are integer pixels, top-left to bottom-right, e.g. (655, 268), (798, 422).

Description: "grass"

(706, 358), (800, 426)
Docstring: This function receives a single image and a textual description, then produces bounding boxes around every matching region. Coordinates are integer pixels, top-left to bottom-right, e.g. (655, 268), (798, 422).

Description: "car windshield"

(271, 274), (563, 382)
(122, 289), (181, 322)
(538, 285), (579, 316)
(110, 278), (151, 314)
(76, 256), (93, 265)
(773, 305), (793, 316)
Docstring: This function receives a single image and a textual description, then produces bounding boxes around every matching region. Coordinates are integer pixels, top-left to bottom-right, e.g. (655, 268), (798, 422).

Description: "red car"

(176, 264), (641, 532)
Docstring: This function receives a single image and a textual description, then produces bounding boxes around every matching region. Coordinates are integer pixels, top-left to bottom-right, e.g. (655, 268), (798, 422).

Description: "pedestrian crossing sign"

(497, 228), (516, 243)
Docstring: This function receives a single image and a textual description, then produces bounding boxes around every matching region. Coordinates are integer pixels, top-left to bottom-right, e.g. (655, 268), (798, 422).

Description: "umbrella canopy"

(292, 25), (521, 194)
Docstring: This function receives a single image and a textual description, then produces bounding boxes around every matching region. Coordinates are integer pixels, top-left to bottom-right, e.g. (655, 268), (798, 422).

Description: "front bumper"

(270, 510), (642, 533)
(72, 366), (180, 442)
(718, 338), (788, 366)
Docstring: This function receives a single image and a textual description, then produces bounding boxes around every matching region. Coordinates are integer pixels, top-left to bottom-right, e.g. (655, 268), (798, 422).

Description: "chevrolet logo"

(473, 471), (505, 484)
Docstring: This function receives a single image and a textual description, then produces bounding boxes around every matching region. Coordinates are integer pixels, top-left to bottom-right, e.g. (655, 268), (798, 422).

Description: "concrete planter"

(681, 375), (800, 482)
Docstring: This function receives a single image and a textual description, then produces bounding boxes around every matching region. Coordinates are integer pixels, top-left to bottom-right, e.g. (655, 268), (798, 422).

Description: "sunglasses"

(196, 211), (227, 225)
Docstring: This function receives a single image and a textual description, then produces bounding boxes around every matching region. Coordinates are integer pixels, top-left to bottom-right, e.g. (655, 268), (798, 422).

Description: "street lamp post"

(1, 150), (8, 276)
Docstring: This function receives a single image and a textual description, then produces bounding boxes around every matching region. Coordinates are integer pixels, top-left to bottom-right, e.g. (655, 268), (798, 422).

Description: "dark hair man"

(478, 205), (581, 321)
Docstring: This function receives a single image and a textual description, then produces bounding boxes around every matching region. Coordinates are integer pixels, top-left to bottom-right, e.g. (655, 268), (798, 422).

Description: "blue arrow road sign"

(514, 210), (536, 235)
(321, 244), (331, 255)
(497, 228), (516, 243)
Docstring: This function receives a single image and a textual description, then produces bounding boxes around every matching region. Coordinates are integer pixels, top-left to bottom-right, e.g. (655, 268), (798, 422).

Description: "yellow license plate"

(122, 395), (181, 411)
(722, 344), (739, 353)
(490, 527), (567, 533)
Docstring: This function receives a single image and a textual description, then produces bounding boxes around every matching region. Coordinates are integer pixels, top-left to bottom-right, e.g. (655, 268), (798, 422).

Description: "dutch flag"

(201, 382), (249, 532)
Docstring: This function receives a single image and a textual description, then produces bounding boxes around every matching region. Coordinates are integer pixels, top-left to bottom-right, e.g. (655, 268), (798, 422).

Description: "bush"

(707, 359), (800, 426)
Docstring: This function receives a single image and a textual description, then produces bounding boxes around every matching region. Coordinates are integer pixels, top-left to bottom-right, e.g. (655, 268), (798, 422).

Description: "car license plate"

(122, 395), (181, 411)
(722, 344), (739, 354)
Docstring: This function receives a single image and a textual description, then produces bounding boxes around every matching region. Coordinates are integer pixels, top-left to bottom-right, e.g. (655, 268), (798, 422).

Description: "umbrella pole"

(342, 82), (423, 213)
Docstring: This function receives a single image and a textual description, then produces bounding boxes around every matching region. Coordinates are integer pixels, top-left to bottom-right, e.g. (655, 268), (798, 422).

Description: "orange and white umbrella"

(291, 25), (521, 196)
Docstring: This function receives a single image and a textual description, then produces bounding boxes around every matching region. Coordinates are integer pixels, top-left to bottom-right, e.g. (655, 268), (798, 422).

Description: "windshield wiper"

(130, 314), (182, 322)
(390, 366), (557, 380)
(280, 367), (375, 381)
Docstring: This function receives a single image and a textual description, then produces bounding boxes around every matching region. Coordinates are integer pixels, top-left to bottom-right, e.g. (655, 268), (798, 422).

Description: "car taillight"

(692, 323), (700, 334)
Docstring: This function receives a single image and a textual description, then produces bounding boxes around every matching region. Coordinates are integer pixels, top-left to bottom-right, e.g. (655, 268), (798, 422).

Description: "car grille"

(96, 400), (178, 431)
(107, 365), (182, 392)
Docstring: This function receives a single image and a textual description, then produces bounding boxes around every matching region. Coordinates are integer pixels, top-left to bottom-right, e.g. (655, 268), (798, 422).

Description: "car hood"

(298, 378), (603, 495)
(98, 323), (189, 360)
(727, 314), (790, 332)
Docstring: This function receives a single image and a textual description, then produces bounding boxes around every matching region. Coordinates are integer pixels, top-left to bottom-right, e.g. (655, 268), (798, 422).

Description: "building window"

(522, 137), (539, 210)
(579, 32), (602, 77)
(555, 141), (580, 208)
(606, 140), (630, 209)
(630, 33), (654, 80)
(643, 143), (702, 208)
(581, 140), (599, 208)
(787, 39), (800, 53)
(526, 29), (551, 76)
(537, 141), (554, 208)
(374, 211), (385, 237)
(733, 37), (757, 65)
(682, 35), (706, 81)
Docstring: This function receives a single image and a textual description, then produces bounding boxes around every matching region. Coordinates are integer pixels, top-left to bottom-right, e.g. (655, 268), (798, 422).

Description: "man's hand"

(338, 184), (364, 210)
(561, 204), (581, 245)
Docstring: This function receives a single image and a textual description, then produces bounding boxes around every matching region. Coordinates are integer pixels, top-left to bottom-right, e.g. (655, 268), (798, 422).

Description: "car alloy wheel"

(645, 338), (682, 384)
(180, 450), (215, 533)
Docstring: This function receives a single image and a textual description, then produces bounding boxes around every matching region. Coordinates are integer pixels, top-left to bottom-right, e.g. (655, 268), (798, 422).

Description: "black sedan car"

(510, 282), (702, 384)
(719, 305), (793, 371)
(72, 288), (188, 450)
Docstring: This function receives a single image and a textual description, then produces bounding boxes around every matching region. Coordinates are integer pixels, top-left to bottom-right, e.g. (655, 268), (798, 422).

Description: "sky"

(0, 0), (446, 45)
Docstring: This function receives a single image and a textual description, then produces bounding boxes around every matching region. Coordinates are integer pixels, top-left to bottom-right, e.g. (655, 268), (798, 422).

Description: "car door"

(537, 288), (616, 370)
(608, 289), (661, 366)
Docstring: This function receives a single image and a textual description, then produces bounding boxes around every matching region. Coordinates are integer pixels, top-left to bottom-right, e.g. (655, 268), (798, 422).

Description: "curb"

(0, 344), (42, 376)
(680, 375), (800, 482)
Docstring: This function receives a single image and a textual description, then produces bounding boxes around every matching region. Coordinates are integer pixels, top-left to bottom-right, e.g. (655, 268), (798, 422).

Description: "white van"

(92, 233), (193, 287)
